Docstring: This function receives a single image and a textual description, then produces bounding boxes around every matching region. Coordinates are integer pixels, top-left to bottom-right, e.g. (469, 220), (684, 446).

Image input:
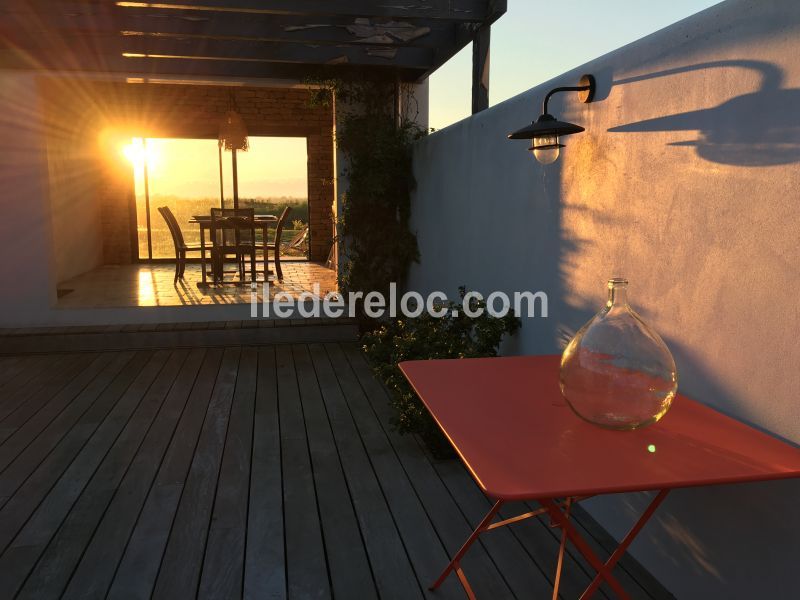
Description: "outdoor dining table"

(399, 354), (800, 600)
(189, 214), (277, 285)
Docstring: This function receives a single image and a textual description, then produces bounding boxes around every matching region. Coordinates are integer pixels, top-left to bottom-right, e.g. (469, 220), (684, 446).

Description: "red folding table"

(399, 355), (800, 600)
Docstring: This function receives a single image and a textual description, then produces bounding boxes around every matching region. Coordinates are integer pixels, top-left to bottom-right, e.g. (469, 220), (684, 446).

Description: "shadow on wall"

(497, 150), (595, 357)
(604, 60), (800, 166)
(587, 332), (800, 589)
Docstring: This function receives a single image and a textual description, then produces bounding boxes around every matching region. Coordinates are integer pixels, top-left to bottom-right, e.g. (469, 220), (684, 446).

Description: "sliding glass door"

(130, 136), (309, 260)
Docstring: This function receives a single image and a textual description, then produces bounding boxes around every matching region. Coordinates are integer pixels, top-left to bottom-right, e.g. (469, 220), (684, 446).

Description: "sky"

(428, 0), (723, 131)
(124, 136), (308, 199)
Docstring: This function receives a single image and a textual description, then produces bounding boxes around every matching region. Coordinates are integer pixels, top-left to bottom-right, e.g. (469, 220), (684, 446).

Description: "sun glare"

(121, 138), (159, 170)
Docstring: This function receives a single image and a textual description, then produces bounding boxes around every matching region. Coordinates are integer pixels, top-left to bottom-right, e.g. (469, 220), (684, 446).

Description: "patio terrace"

(0, 328), (672, 599)
(2, 0), (798, 595)
(56, 262), (337, 309)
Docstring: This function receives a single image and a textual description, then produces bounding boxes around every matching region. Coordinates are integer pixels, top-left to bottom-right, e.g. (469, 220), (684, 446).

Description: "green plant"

(292, 218), (305, 230)
(308, 79), (424, 311)
(362, 288), (521, 457)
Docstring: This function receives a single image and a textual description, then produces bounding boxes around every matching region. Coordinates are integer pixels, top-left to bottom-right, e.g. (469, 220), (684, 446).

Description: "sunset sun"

(121, 138), (159, 170)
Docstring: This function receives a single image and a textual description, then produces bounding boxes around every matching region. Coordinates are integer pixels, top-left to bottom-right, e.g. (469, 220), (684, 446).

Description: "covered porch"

(0, 0), (504, 329)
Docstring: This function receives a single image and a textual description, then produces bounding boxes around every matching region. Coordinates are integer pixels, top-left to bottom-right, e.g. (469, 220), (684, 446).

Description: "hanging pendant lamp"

(218, 108), (249, 152)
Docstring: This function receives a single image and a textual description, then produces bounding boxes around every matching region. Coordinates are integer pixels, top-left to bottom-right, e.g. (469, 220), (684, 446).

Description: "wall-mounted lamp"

(508, 74), (596, 164)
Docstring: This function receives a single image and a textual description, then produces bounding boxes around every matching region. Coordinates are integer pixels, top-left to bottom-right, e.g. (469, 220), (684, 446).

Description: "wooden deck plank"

(198, 347), (258, 599)
(334, 343), (515, 600)
(293, 344), (378, 600)
(315, 344), (427, 600)
(0, 357), (23, 384)
(323, 343), (469, 599)
(0, 340), (671, 600)
(0, 353), (90, 438)
(153, 347), (242, 598)
(62, 348), (209, 599)
(274, 345), (331, 600)
(0, 356), (51, 408)
(0, 350), (163, 596)
(243, 347), (286, 600)
(0, 353), (76, 423)
(104, 348), (224, 599)
(15, 350), (189, 599)
(0, 358), (43, 390)
(0, 351), (140, 541)
(0, 355), (42, 386)
(0, 352), (128, 499)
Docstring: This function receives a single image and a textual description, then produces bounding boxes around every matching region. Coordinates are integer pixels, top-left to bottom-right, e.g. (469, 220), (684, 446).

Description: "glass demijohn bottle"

(559, 279), (678, 430)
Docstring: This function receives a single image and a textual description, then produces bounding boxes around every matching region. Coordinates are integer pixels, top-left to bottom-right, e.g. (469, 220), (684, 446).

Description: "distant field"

(138, 195), (309, 259)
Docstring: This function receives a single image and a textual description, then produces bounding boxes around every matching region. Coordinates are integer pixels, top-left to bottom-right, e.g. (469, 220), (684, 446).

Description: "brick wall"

(42, 81), (335, 263)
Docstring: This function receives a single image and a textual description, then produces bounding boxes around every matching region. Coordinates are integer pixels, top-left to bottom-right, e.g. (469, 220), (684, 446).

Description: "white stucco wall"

(0, 72), (57, 322)
(0, 71), (110, 326)
(45, 120), (105, 283)
(407, 0), (800, 597)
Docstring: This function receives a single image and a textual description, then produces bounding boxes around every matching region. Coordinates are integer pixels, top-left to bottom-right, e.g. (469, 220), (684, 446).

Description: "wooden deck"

(0, 329), (673, 599)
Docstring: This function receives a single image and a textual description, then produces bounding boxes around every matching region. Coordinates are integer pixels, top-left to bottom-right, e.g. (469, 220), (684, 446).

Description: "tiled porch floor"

(56, 262), (337, 308)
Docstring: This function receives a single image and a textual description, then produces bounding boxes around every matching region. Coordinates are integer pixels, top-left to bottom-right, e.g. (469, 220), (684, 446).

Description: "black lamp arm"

(542, 84), (591, 115)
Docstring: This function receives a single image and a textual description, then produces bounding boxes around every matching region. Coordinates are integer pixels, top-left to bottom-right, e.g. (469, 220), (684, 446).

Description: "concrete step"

(0, 317), (358, 354)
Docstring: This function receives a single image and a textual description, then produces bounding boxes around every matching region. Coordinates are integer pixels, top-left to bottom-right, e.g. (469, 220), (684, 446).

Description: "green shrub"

(362, 288), (520, 458)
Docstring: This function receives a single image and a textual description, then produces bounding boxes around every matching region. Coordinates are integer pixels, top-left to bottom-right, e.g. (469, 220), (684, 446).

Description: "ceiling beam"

(121, 57), (425, 81)
(1, 13), (454, 50)
(119, 12), (452, 48)
(114, 0), (490, 22)
(120, 37), (435, 69)
(0, 44), (426, 81)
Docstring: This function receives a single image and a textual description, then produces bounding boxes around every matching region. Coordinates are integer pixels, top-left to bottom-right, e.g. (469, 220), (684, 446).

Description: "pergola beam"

(114, 0), (491, 22)
(471, 25), (490, 113)
(0, 0), (506, 82)
(120, 12), (451, 48)
(0, 43), (426, 81)
(120, 36), (435, 69)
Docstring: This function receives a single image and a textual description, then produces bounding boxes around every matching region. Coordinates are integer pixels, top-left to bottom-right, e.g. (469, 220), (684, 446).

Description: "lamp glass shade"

(531, 135), (561, 164)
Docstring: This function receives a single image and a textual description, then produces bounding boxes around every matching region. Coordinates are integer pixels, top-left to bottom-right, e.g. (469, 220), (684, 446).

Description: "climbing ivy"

(309, 80), (424, 309)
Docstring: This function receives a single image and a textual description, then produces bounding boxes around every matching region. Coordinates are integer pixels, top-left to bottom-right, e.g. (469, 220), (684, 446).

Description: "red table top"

(399, 355), (800, 501)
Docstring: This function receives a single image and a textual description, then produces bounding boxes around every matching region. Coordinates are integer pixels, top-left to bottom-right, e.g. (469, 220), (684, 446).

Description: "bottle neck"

(606, 279), (629, 309)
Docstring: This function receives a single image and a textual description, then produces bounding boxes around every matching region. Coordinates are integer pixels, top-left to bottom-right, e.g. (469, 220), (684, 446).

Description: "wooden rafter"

(114, 0), (492, 22)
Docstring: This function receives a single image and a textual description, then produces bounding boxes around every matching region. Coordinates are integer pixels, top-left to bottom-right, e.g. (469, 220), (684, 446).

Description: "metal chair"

(209, 208), (257, 284)
(256, 207), (292, 281)
(158, 206), (202, 283)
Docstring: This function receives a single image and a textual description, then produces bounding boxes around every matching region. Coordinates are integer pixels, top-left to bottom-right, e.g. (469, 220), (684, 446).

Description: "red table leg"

(579, 489), (669, 599)
(429, 499), (505, 594)
(430, 491), (667, 599)
(551, 497), (573, 600)
(542, 489), (670, 600)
